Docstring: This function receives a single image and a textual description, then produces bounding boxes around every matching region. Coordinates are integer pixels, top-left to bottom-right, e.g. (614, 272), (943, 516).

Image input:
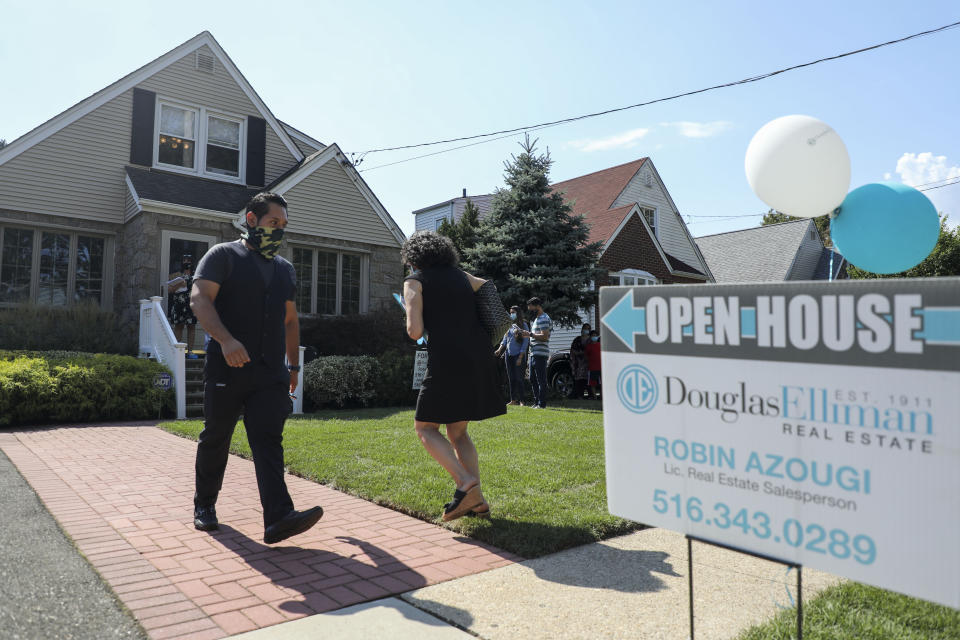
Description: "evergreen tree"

(847, 214), (960, 279)
(761, 209), (832, 246)
(436, 198), (481, 260)
(465, 136), (604, 326)
(0, 140), (6, 150)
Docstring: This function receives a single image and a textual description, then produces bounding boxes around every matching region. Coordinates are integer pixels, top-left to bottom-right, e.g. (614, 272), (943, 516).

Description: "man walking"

(190, 192), (323, 544)
(521, 297), (552, 409)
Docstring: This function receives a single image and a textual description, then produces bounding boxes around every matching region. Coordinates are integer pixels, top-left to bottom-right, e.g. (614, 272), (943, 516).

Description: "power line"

(355, 19), (960, 158)
(918, 177), (960, 191)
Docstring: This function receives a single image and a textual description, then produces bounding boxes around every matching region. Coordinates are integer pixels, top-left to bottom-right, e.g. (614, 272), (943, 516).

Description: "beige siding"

(284, 159), (401, 247)
(613, 163), (703, 269)
(137, 45), (298, 184)
(787, 223), (825, 280)
(0, 91), (132, 224)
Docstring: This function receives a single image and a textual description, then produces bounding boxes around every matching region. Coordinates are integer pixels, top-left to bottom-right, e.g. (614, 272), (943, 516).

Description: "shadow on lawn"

(287, 406), (414, 422)
(210, 526), (473, 626)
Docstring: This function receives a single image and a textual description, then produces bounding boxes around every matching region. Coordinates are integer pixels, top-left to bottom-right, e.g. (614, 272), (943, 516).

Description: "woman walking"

(495, 305), (529, 406)
(402, 232), (506, 521)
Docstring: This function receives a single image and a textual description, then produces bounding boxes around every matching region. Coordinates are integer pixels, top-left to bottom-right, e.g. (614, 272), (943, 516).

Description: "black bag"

(475, 280), (513, 347)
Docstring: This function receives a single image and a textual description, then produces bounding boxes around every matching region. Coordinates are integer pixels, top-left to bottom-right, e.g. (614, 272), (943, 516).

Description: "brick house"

(414, 158), (714, 348)
(0, 31), (405, 344)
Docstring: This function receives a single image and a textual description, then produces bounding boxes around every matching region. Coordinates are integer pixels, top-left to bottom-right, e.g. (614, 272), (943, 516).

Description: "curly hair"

(401, 231), (459, 269)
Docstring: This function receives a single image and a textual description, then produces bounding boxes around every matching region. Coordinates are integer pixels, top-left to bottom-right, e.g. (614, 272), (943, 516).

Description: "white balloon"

(745, 115), (851, 218)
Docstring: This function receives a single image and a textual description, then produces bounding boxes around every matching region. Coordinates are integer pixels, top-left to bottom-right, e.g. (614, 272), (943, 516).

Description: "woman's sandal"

(469, 502), (491, 519)
(442, 484), (484, 522)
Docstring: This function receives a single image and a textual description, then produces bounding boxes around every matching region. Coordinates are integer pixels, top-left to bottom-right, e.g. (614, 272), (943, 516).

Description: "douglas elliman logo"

(617, 365), (659, 414)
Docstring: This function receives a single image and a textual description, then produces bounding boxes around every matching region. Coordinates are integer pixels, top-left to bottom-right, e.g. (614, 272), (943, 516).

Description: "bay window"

(0, 225), (109, 307)
(291, 246), (367, 315)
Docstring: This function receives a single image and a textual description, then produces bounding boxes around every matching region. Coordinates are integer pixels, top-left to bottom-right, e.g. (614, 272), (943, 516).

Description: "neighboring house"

(695, 219), (847, 284)
(414, 158), (714, 350)
(0, 31), (405, 338)
(414, 190), (496, 231)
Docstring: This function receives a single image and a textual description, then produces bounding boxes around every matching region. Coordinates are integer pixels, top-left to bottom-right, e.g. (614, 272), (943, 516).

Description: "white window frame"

(610, 269), (658, 286)
(153, 98), (246, 184)
(290, 245), (369, 316)
(638, 204), (658, 238)
(0, 223), (113, 309)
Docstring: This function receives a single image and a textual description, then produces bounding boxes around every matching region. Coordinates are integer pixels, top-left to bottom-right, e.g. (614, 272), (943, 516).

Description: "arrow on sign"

(601, 292), (646, 352)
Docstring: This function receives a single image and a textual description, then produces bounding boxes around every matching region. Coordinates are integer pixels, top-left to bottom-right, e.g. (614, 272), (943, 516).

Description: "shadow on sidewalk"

(528, 545), (681, 593)
(210, 526), (474, 626)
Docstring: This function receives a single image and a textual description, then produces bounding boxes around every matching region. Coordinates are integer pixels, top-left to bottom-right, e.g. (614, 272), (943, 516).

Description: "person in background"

(570, 323), (592, 399)
(167, 255), (199, 355)
(402, 231), (505, 521)
(585, 329), (602, 399)
(520, 297), (552, 409)
(495, 305), (529, 406)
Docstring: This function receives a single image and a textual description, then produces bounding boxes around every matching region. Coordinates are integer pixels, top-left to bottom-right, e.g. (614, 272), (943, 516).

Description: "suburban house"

(695, 219), (847, 283)
(414, 158), (714, 349)
(0, 31), (405, 343)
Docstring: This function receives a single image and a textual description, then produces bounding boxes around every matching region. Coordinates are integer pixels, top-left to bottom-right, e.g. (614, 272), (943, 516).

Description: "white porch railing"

(139, 296), (187, 419)
(139, 297), (306, 417)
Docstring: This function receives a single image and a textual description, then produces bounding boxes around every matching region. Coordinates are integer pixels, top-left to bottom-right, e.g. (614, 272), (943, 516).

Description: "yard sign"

(599, 278), (960, 608)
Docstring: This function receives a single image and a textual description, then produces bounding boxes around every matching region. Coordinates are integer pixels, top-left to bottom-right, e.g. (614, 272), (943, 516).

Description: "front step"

(184, 353), (205, 419)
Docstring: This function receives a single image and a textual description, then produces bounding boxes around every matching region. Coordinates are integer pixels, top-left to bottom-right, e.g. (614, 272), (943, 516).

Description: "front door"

(160, 230), (217, 326)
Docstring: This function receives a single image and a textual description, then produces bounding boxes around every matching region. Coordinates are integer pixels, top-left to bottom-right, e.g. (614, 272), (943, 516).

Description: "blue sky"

(2, 1), (957, 237)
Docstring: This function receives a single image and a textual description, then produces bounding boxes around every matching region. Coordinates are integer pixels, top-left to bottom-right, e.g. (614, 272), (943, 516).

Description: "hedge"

(0, 303), (136, 355)
(299, 307), (415, 357)
(0, 351), (174, 427)
(303, 349), (420, 410)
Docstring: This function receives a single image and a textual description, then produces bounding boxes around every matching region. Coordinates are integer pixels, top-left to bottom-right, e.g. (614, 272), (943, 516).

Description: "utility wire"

(355, 19), (960, 158)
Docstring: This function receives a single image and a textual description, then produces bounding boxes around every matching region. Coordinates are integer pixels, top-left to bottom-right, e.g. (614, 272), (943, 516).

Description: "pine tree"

(465, 136), (604, 326)
(437, 199), (481, 261)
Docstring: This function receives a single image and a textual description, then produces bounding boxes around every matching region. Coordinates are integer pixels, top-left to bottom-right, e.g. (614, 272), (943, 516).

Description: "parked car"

(547, 350), (575, 398)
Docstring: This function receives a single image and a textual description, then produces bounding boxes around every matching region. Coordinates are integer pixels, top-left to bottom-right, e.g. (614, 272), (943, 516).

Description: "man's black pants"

(194, 362), (294, 527)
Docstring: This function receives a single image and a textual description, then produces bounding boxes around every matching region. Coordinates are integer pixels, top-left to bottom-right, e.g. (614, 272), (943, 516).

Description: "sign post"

(412, 350), (429, 390)
(600, 278), (960, 617)
(153, 372), (173, 419)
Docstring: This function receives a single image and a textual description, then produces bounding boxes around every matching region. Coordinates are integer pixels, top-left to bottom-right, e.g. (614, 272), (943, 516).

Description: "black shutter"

(130, 88), (156, 166)
(246, 116), (267, 187)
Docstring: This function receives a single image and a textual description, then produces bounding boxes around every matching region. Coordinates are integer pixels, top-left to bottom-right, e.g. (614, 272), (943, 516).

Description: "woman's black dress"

(406, 266), (506, 424)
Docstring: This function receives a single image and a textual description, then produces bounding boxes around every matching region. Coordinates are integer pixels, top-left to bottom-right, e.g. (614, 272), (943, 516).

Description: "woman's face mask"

(591, 336), (599, 342)
(510, 313), (517, 321)
(581, 331), (590, 337)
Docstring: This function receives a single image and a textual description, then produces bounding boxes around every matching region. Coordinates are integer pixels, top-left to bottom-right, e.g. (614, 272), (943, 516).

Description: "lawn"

(737, 582), (960, 640)
(160, 401), (638, 558)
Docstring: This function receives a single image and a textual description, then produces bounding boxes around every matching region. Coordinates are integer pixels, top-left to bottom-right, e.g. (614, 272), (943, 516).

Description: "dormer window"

(154, 99), (245, 183)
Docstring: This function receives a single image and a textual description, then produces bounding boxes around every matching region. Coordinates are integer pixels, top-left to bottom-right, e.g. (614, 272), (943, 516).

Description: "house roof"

(550, 159), (648, 244)
(695, 219), (817, 283)
(0, 31), (303, 168)
(814, 247), (847, 280)
(126, 166), (260, 213)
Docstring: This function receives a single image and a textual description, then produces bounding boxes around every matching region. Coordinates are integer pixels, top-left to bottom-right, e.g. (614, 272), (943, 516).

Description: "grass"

(160, 400), (638, 559)
(737, 582), (960, 640)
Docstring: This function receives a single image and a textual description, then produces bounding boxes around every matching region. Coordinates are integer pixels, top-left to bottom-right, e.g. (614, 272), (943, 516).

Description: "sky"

(2, 1), (958, 238)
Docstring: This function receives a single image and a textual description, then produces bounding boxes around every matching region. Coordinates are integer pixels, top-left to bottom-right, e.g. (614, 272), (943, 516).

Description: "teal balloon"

(831, 182), (939, 274)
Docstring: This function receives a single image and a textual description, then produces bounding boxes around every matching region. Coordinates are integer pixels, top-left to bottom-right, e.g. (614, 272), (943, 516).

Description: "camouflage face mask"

(241, 225), (285, 260)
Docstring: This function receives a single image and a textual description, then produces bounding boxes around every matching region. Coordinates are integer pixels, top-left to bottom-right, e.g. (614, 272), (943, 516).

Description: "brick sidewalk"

(0, 424), (519, 639)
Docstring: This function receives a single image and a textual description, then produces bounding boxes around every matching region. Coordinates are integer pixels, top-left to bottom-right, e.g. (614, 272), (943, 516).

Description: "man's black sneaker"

(263, 506), (324, 544)
(194, 505), (219, 531)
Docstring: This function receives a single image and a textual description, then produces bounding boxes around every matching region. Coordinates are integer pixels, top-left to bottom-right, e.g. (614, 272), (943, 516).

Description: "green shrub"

(299, 308), (414, 357)
(371, 349), (420, 408)
(0, 303), (136, 355)
(303, 355), (379, 409)
(0, 351), (174, 427)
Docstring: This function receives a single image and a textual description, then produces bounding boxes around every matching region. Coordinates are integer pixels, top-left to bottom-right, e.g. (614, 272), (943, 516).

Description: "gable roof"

(0, 31), (303, 168)
(695, 219), (818, 283)
(231, 144), (405, 246)
(280, 120), (326, 153)
(550, 158), (648, 244)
